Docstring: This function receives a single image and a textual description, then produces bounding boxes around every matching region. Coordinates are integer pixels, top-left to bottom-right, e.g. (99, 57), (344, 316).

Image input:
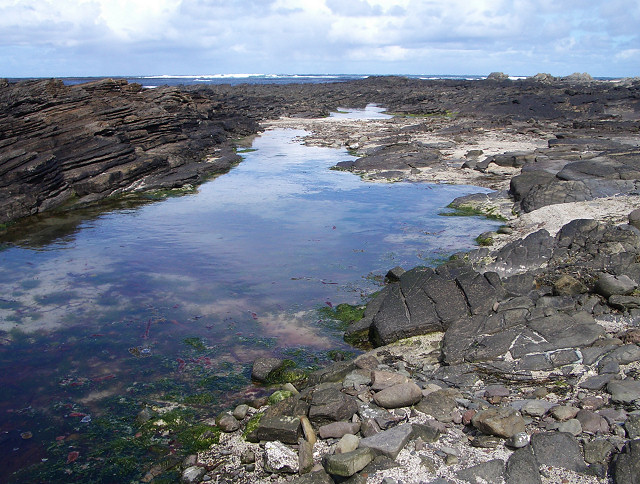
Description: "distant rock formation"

(0, 78), (258, 224)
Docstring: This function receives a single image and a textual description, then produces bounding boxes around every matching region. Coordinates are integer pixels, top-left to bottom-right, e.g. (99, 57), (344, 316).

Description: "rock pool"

(0, 108), (500, 481)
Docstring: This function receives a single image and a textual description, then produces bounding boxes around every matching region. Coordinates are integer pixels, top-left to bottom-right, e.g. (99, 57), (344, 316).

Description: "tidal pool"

(0, 107), (500, 481)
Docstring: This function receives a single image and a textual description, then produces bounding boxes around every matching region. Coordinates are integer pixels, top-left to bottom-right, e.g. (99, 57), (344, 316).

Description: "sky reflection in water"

(0, 107), (501, 479)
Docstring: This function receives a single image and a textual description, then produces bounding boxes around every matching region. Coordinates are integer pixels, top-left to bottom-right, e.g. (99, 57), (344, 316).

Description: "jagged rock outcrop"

(0, 78), (258, 224)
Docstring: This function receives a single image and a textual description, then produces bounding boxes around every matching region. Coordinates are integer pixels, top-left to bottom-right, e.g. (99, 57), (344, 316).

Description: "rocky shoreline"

(176, 80), (639, 483)
(2, 75), (640, 483)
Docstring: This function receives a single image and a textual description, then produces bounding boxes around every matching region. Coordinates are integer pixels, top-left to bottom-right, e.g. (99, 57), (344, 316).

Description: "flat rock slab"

(415, 388), (460, 423)
(323, 447), (374, 477)
(358, 423), (413, 460)
(530, 432), (589, 473)
(607, 378), (640, 404)
(257, 415), (301, 444)
(457, 459), (505, 484)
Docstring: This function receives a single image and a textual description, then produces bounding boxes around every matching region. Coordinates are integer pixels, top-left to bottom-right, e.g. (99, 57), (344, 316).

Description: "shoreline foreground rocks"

(2, 75), (640, 483)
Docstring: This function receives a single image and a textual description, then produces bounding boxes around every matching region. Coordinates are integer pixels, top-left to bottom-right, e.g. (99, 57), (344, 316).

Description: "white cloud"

(0, 0), (637, 77)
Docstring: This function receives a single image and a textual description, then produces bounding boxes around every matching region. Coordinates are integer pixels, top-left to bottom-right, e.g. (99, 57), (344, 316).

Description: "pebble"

(505, 431), (530, 448)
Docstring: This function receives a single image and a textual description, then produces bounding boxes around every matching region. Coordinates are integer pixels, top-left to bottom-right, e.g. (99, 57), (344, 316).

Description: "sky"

(0, 0), (638, 78)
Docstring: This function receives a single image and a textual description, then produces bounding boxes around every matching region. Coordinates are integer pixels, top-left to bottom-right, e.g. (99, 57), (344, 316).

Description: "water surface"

(0, 107), (500, 481)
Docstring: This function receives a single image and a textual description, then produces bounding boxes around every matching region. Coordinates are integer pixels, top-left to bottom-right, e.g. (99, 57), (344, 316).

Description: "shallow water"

(0, 106), (500, 481)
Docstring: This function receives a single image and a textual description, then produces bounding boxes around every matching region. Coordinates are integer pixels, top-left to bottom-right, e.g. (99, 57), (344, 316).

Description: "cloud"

(0, 0), (638, 77)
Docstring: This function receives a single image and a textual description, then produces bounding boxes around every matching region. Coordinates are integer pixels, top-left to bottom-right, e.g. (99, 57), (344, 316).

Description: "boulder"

(216, 412), (240, 432)
(257, 415), (301, 444)
(471, 407), (526, 438)
(323, 448), (374, 477)
(373, 382), (422, 409)
(370, 370), (408, 390)
(505, 446), (542, 484)
(607, 378), (640, 404)
(530, 432), (589, 473)
(594, 273), (637, 298)
(308, 386), (358, 426)
(611, 439), (640, 484)
(457, 459), (505, 484)
(252, 357), (285, 382)
(415, 389), (460, 423)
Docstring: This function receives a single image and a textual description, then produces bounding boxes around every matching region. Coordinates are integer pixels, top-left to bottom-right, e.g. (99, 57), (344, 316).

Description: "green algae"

(183, 336), (207, 351)
(265, 359), (308, 386)
(267, 390), (294, 405)
(318, 303), (366, 327)
(440, 203), (507, 221)
(243, 412), (263, 440)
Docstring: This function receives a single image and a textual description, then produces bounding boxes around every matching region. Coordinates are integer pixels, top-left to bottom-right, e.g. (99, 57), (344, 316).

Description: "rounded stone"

(551, 405), (579, 422)
(556, 419), (582, 436)
(373, 382), (423, 409)
(216, 412), (241, 432)
(505, 431), (530, 448)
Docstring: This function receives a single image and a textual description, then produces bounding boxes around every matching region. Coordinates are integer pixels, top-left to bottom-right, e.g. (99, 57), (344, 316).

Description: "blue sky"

(0, 0), (638, 77)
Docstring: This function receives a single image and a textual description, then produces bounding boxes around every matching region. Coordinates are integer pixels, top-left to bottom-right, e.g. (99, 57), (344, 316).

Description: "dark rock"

(594, 273), (638, 298)
(306, 361), (357, 387)
(583, 438), (615, 465)
(456, 459), (505, 484)
(609, 295), (640, 311)
(257, 416), (301, 444)
(361, 455), (399, 474)
(298, 438), (314, 475)
(415, 389), (460, 423)
(553, 274), (587, 296)
(308, 386), (358, 426)
(471, 435), (502, 448)
(611, 439), (640, 484)
(410, 422), (442, 443)
(624, 414), (640, 439)
(575, 409), (609, 434)
(629, 208), (640, 230)
(252, 357), (285, 382)
(216, 412), (241, 432)
(530, 432), (589, 473)
(607, 378), (640, 404)
(579, 374), (615, 391)
(491, 229), (555, 274)
(385, 266), (405, 282)
(505, 446), (541, 484)
(598, 344), (640, 370)
(291, 469), (334, 484)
